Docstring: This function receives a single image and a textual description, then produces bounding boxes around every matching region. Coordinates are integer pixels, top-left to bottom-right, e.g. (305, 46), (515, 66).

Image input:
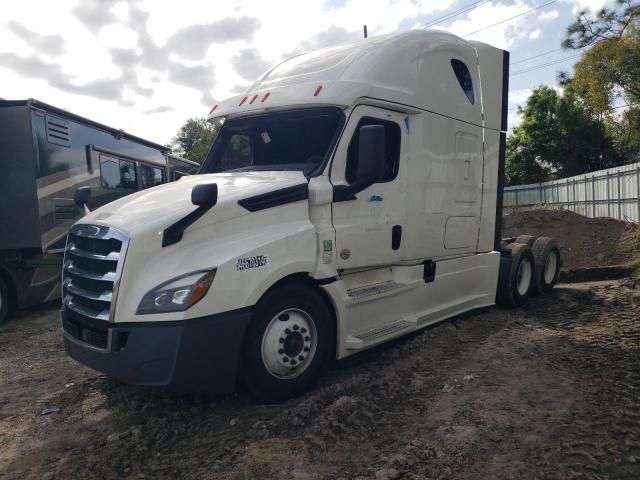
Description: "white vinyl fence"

(503, 162), (640, 223)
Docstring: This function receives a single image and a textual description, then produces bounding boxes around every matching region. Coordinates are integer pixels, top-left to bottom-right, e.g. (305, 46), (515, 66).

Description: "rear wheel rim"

(516, 258), (532, 296)
(261, 308), (317, 379)
(544, 250), (558, 284)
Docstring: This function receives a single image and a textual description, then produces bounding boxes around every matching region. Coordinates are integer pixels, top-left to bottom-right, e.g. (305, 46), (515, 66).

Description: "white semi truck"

(61, 30), (561, 402)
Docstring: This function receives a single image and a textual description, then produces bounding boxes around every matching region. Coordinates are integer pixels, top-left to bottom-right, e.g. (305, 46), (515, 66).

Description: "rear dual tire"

(0, 276), (9, 325)
(531, 237), (561, 294)
(497, 243), (536, 307)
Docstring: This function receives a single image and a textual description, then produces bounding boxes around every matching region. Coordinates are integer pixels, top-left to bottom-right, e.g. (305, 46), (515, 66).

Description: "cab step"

(345, 319), (415, 350)
(347, 280), (403, 299)
(346, 281), (417, 305)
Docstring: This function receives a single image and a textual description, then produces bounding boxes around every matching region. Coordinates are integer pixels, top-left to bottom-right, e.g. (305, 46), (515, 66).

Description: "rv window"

(220, 134), (252, 171)
(346, 117), (400, 184)
(141, 164), (166, 189)
(451, 59), (475, 104)
(100, 155), (137, 190)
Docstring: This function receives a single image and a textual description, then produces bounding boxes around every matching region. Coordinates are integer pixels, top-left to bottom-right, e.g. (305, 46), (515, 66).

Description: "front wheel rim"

(516, 257), (532, 296)
(261, 308), (317, 379)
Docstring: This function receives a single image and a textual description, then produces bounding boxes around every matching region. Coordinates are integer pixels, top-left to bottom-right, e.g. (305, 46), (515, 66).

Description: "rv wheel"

(496, 243), (536, 308)
(531, 237), (561, 294)
(241, 283), (333, 403)
(0, 276), (9, 324)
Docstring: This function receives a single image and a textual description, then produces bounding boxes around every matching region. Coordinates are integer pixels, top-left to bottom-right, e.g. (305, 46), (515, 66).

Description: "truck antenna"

(363, 25), (368, 38)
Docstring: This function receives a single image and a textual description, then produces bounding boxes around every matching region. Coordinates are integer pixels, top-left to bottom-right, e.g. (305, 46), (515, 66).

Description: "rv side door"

(330, 106), (407, 270)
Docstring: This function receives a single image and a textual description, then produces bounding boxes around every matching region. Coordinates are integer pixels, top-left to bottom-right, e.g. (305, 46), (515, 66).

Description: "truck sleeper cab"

(61, 30), (560, 402)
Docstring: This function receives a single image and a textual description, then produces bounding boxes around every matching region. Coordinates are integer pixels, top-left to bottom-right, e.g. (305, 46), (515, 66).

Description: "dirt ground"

(503, 209), (640, 270)
(1, 279), (639, 479)
(1, 210), (640, 480)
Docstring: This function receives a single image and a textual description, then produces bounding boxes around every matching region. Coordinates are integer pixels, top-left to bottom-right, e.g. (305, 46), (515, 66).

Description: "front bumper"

(61, 307), (252, 394)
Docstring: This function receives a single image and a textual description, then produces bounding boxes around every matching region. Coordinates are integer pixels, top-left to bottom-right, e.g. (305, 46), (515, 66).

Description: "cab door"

(330, 106), (407, 270)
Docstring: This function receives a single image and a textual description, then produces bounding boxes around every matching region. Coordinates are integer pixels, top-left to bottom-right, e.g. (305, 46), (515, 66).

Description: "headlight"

(136, 269), (216, 314)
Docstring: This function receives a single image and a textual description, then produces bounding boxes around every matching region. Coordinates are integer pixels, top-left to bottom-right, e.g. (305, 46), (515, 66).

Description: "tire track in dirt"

(2, 280), (639, 480)
(532, 282), (640, 480)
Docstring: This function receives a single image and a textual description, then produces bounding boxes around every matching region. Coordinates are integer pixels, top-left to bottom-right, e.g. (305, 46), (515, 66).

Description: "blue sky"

(0, 0), (616, 144)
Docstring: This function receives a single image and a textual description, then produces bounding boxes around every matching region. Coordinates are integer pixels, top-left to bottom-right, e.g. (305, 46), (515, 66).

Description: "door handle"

(392, 225), (402, 251)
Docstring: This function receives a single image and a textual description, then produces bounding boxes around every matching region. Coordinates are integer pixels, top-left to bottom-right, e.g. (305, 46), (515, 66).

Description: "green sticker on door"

(323, 240), (333, 264)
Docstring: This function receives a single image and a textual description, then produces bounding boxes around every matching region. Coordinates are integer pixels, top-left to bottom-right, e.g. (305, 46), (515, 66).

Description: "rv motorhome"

(60, 31), (561, 402)
(0, 99), (198, 323)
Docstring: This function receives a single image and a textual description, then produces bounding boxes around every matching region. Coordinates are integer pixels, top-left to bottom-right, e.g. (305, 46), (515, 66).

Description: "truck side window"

(451, 59), (475, 104)
(100, 155), (137, 190)
(221, 134), (251, 171)
(140, 164), (166, 189)
(346, 117), (400, 183)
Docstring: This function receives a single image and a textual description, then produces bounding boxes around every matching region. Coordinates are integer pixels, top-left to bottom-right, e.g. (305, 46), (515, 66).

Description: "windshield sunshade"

(202, 107), (344, 177)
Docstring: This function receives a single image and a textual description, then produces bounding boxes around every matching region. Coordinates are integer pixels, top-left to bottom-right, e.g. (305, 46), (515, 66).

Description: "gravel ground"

(1, 275), (639, 480)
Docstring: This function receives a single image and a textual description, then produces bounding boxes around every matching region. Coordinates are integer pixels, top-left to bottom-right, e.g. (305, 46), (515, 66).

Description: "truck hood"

(81, 171), (308, 235)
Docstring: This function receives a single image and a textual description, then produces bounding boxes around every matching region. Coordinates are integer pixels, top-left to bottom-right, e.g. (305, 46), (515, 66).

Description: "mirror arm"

(162, 205), (212, 247)
(332, 178), (375, 202)
(163, 183), (218, 247)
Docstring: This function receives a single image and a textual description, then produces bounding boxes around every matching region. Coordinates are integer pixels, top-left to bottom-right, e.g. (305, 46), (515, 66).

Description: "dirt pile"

(503, 209), (640, 271)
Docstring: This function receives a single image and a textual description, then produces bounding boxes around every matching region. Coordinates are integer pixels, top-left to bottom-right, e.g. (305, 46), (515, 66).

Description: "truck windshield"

(201, 107), (344, 176)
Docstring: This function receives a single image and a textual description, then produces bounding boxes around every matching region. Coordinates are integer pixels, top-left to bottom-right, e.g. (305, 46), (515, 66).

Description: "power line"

(422, 0), (492, 28)
(511, 48), (563, 65)
(464, 0), (559, 37)
(510, 53), (581, 76)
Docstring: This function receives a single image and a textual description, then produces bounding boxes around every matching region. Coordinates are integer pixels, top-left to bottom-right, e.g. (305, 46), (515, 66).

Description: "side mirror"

(191, 183), (218, 208)
(355, 124), (386, 183)
(74, 186), (92, 215)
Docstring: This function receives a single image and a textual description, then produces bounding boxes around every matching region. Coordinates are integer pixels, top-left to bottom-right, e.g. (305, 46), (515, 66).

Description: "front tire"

(240, 283), (333, 403)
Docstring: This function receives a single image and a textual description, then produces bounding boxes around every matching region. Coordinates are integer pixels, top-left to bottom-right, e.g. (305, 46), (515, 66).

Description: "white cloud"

(0, 0), (589, 143)
(98, 24), (139, 49)
(509, 88), (534, 105)
(111, 2), (130, 22)
(435, 0), (534, 49)
(529, 28), (542, 39)
(538, 9), (559, 21)
(565, 0), (618, 16)
(508, 87), (533, 129)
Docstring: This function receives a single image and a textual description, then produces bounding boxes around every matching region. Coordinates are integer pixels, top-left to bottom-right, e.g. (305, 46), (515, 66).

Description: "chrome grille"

(62, 225), (129, 322)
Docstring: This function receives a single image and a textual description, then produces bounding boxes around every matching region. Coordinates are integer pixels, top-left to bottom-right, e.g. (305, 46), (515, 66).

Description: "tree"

(505, 86), (620, 185)
(607, 107), (640, 160)
(563, 1), (640, 113)
(563, 0), (639, 49)
(170, 117), (220, 164)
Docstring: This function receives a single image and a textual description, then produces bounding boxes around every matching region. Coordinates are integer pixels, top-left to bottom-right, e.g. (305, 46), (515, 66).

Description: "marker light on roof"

(238, 96), (248, 106)
(249, 94), (258, 105)
(314, 85), (323, 96)
(261, 92), (270, 102)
